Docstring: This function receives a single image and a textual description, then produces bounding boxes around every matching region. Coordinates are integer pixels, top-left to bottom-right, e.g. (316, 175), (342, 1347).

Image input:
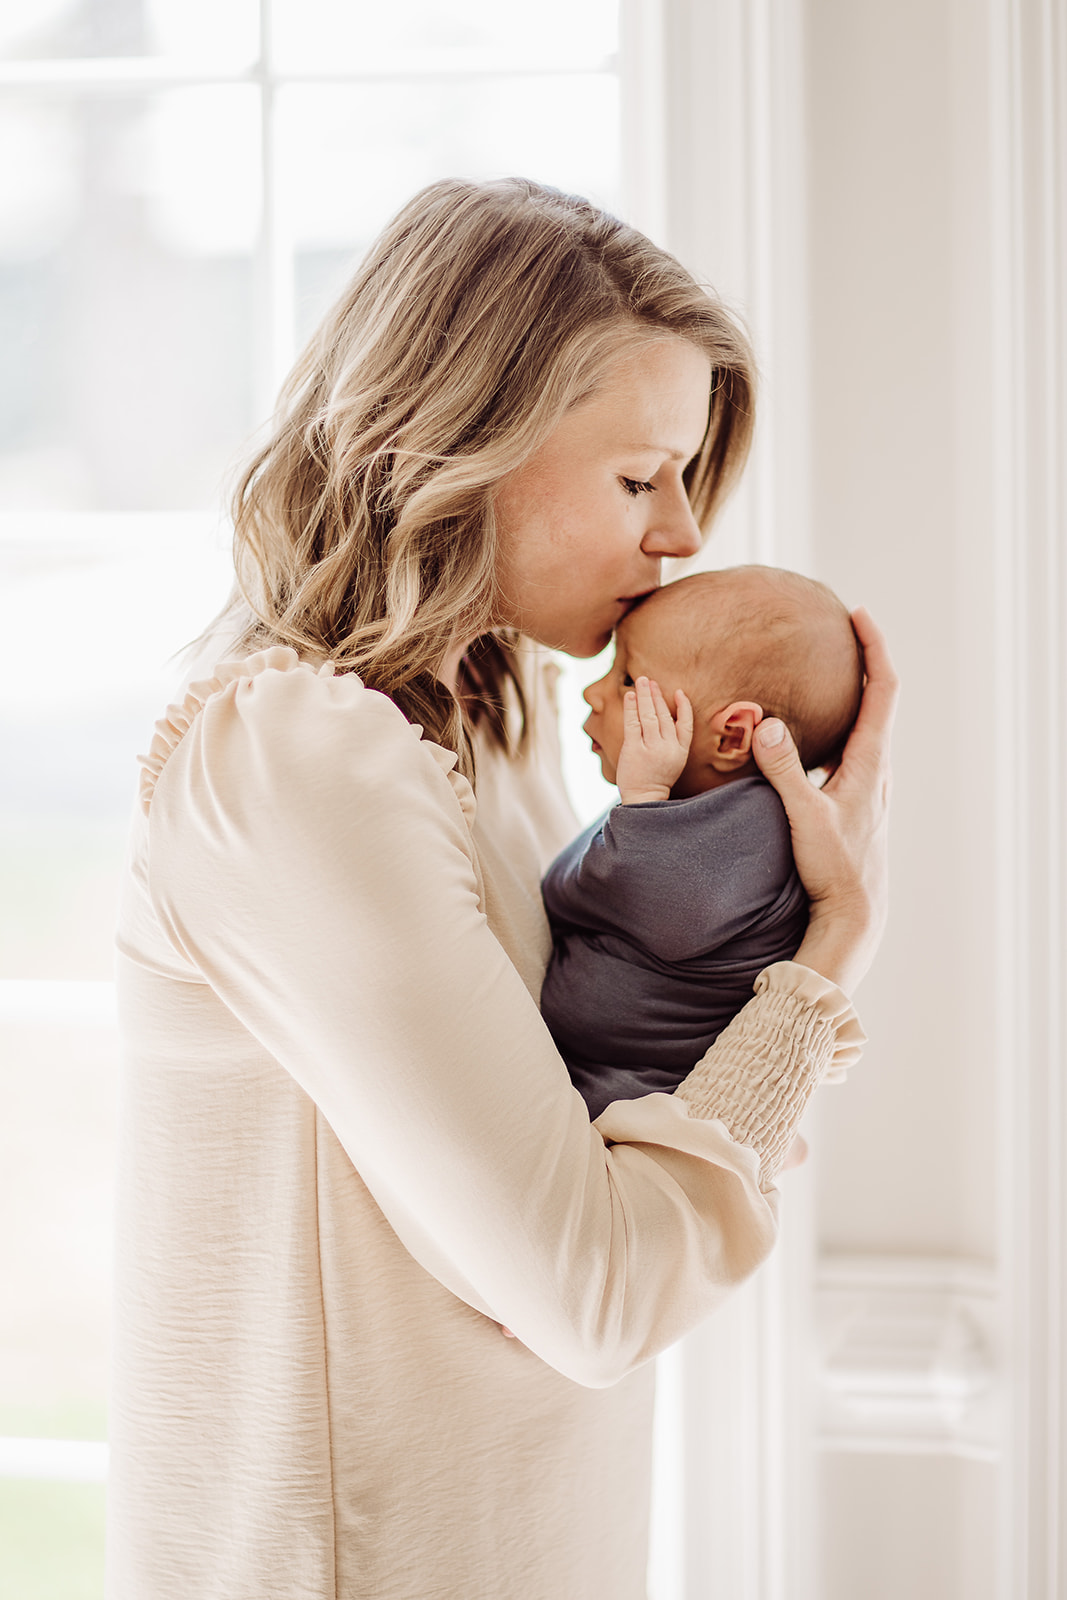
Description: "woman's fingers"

(843, 608), (899, 777)
(751, 716), (816, 814)
(780, 1134), (809, 1173)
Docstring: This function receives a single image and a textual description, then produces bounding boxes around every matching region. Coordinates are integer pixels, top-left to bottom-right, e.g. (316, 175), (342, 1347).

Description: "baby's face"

(582, 604), (694, 787)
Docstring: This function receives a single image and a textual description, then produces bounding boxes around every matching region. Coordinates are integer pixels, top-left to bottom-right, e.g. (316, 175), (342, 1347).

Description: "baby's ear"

(708, 702), (764, 772)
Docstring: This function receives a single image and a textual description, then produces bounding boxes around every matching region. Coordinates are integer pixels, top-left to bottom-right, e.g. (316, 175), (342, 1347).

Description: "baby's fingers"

(634, 674), (661, 737)
(647, 677), (679, 740)
(622, 687), (643, 743)
(673, 690), (694, 753)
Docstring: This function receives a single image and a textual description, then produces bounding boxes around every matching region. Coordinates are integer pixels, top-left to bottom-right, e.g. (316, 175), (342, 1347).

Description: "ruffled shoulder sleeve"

(137, 645), (476, 829)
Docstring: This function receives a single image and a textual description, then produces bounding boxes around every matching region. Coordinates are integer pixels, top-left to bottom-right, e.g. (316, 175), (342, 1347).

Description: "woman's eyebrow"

(621, 442), (691, 460)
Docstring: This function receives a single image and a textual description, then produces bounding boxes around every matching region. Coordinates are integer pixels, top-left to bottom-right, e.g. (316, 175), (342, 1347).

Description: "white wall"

(807, 0), (1067, 1595)
(623, 3), (1064, 1590)
(806, 1), (1000, 1590)
(807, 0), (998, 1264)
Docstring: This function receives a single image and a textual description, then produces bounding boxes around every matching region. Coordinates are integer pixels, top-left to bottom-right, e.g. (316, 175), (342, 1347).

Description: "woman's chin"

(511, 614), (614, 659)
(556, 626), (614, 659)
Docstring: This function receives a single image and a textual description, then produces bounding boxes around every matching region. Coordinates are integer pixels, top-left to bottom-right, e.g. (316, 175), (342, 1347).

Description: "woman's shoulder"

(138, 645), (475, 827)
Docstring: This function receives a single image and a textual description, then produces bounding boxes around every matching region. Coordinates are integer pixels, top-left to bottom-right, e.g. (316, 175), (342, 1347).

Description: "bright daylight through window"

(0, 0), (619, 1591)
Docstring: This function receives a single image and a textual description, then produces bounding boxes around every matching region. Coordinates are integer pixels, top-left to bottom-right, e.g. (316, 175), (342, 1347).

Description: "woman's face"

(492, 337), (713, 657)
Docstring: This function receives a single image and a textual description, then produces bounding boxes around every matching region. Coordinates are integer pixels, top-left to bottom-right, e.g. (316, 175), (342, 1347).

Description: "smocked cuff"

(674, 961), (865, 1187)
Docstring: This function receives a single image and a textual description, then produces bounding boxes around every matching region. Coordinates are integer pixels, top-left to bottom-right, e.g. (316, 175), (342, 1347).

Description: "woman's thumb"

(752, 718), (807, 798)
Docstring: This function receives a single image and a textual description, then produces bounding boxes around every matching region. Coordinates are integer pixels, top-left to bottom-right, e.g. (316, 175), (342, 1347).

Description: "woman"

(108, 178), (895, 1600)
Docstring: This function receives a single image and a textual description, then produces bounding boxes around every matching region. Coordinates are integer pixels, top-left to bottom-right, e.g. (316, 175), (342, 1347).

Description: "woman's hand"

(751, 607), (898, 995)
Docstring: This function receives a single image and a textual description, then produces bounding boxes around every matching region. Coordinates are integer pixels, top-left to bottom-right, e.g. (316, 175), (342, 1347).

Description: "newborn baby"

(541, 565), (864, 1120)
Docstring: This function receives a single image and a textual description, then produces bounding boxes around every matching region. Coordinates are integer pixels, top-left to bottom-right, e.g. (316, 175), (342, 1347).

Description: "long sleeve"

(133, 648), (862, 1389)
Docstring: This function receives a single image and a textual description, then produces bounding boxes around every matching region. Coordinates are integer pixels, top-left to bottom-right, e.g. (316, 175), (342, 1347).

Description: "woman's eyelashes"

(620, 476), (656, 497)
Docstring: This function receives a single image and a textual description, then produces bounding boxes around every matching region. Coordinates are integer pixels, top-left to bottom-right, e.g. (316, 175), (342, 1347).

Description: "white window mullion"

(0, 980), (116, 1026)
(618, 0), (667, 245)
(256, 0), (296, 418)
(0, 1438), (109, 1484)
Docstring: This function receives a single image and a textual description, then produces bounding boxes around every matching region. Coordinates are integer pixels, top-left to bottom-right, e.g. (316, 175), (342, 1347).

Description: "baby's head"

(582, 566), (863, 797)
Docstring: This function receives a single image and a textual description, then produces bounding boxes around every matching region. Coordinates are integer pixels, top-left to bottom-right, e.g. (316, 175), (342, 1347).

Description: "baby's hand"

(615, 677), (694, 804)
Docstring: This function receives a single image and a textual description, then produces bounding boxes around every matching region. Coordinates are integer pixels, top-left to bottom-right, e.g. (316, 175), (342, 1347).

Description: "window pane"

(0, 0), (258, 66)
(278, 75), (621, 344)
(272, 0), (617, 74)
(0, 515), (233, 979)
(0, 89), (260, 512)
(0, 511), (228, 1587)
(0, 1016), (116, 1444)
(0, 1480), (106, 1600)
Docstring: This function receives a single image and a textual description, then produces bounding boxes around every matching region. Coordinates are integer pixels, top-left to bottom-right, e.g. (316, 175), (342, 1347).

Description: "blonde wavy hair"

(224, 176), (757, 778)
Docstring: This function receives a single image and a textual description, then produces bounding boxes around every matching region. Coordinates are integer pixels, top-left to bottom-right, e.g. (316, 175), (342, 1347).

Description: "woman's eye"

(620, 476), (656, 498)
(621, 674), (634, 688)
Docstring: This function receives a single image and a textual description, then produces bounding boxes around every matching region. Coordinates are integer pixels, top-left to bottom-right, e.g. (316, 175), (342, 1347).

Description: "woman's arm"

(141, 652), (863, 1389)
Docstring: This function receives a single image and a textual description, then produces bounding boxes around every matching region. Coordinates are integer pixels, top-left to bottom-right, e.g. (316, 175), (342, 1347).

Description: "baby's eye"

(620, 476), (656, 497)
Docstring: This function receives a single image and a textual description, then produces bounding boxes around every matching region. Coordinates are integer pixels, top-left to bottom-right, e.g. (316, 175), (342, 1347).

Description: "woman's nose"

(641, 488), (703, 560)
(583, 678), (606, 709)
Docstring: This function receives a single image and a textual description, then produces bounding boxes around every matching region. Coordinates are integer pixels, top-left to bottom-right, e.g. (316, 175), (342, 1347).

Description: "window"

(1, 1), (620, 1591)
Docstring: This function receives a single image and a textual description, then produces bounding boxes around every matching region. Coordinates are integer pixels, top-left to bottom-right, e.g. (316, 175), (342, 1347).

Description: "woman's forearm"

(791, 899), (881, 996)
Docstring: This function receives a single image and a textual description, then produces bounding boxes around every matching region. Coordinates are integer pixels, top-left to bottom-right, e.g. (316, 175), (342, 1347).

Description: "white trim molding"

(659, 0), (811, 573)
(817, 1254), (1000, 1463)
(990, 0), (1067, 1594)
(620, 0), (811, 575)
(0, 980), (117, 1026)
(0, 1438), (108, 1484)
(649, 1173), (818, 1600)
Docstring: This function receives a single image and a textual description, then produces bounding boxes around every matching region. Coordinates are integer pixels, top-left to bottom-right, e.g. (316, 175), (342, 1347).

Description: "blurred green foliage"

(0, 1479), (105, 1600)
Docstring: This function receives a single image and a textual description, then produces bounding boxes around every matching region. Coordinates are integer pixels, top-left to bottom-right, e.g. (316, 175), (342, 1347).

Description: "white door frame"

(990, 0), (1067, 1594)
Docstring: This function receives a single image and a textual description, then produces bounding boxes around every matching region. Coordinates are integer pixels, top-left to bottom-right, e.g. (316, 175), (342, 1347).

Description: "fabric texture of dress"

(108, 646), (863, 1600)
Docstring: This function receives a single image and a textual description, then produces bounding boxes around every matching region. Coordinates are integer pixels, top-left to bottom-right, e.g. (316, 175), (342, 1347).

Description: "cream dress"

(107, 646), (862, 1600)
